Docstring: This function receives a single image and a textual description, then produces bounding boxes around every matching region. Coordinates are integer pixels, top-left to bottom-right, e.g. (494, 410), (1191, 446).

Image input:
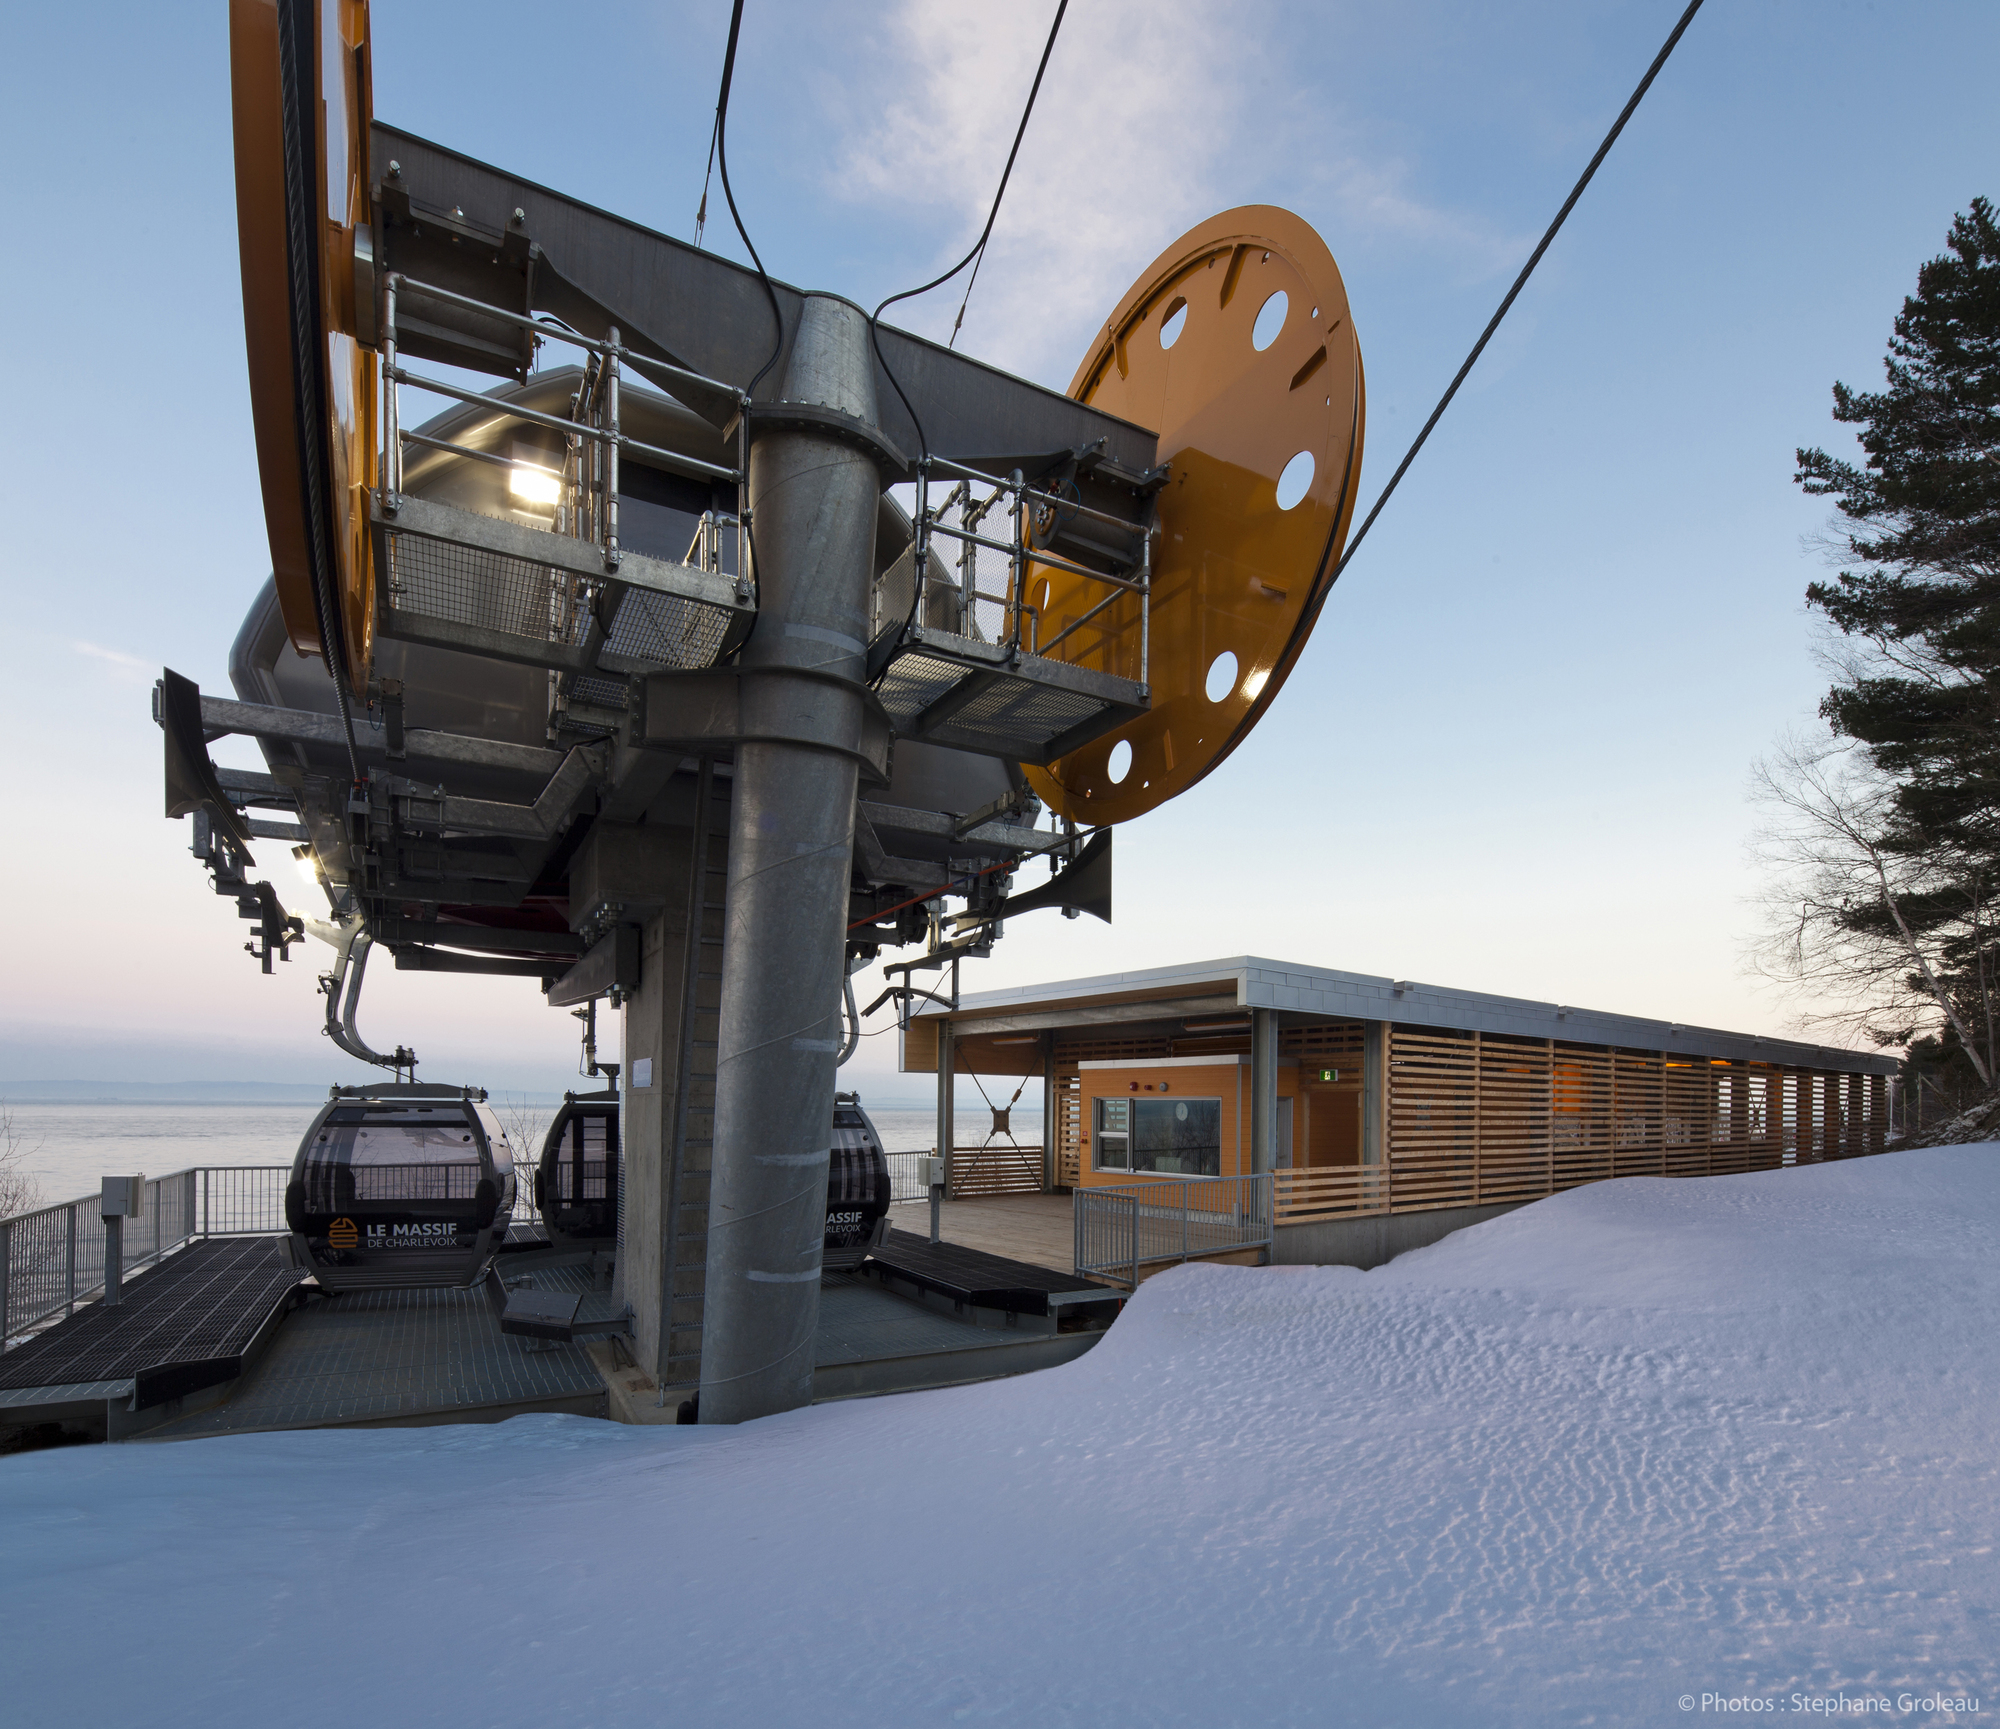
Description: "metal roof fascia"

(923, 955), (1898, 1076)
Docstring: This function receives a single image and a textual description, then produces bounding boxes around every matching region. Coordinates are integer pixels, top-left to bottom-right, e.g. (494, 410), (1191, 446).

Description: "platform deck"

(141, 1282), (606, 1440)
(4, 1217), (1112, 1441)
(0, 1237), (304, 1408)
(883, 1192), (1076, 1272)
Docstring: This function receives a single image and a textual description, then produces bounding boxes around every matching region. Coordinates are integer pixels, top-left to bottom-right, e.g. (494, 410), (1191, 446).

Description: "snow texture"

(2, 1148), (1995, 1727)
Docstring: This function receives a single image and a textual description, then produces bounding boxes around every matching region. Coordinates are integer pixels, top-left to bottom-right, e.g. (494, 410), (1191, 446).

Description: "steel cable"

(1331, 0), (1708, 584)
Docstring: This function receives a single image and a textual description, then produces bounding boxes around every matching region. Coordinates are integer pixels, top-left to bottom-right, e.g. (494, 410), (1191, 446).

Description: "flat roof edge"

(918, 955), (1899, 1075)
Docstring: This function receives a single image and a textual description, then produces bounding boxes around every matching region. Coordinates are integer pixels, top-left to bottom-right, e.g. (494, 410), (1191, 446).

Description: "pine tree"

(1799, 196), (2000, 842)
(1763, 199), (2000, 1099)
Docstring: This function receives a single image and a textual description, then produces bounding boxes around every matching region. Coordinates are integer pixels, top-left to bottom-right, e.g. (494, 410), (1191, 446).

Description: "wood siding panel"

(1273, 1027), (1888, 1226)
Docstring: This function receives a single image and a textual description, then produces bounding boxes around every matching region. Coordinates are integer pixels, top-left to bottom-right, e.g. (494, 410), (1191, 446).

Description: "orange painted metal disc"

(230, 0), (377, 683)
(1025, 206), (1365, 823)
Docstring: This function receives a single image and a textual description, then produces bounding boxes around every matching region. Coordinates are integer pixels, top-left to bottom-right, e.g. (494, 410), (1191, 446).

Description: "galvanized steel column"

(1042, 1036), (1057, 1191)
(700, 297), (880, 1425)
(1250, 1008), (1279, 1175)
(936, 1029), (955, 1199)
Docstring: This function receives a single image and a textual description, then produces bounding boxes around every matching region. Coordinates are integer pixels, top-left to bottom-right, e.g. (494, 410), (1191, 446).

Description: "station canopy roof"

(910, 956), (1899, 1077)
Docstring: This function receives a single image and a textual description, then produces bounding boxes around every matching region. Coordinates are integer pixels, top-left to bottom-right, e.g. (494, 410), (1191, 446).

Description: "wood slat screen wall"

(1053, 1071), (1083, 1189)
(947, 1141), (1046, 1199)
(1283, 1021), (1367, 1067)
(1055, 1033), (1173, 1064)
(1273, 1027), (1888, 1224)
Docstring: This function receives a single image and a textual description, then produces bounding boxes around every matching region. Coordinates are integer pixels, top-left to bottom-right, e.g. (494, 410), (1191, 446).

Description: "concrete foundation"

(1271, 1200), (1527, 1271)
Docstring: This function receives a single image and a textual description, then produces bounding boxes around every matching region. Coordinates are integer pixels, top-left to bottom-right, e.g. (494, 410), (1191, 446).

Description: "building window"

(1093, 1096), (1222, 1177)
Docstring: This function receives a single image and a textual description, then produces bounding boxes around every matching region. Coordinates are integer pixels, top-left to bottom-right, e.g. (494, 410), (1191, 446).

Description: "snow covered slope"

(2, 1149), (1994, 1727)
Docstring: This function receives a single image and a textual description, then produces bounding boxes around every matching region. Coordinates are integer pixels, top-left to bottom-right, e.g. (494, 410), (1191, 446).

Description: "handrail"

(1074, 1173), (1272, 1289)
(903, 460), (1155, 686)
(379, 269), (751, 591)
(0, 1163), (547, 1351)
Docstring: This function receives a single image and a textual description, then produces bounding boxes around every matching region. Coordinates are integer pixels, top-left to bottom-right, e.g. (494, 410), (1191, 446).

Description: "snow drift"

(2, 1148), (1995, 1727)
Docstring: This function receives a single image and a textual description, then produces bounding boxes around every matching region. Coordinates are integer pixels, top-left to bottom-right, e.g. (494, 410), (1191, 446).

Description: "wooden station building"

(902, 956), (1899, 1267)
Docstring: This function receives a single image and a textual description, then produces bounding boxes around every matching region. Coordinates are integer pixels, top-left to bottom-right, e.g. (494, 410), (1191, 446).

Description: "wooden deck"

(886, 1192), (1075, 1274)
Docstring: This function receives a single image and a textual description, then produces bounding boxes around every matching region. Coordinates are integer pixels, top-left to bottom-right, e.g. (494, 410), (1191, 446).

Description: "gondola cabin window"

(303, 1109), (489, 1206)
(1093, 1096), (1223, 1177)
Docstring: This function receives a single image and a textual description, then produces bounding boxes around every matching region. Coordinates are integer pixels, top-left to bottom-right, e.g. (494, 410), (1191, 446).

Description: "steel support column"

(699, 297), (881, 1425)
(936, 1029), (956, 1219)
(1250, 1008), (1279, 1175)
(1042, 1035), (1057, 1191)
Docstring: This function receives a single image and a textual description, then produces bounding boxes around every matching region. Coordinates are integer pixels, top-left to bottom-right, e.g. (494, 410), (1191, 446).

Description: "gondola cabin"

(286, 1085), (517, 1291)
(535, 1090), (619, 1251)
(524, 1090), (889, 1271)
(825, 1094), (892, 1271)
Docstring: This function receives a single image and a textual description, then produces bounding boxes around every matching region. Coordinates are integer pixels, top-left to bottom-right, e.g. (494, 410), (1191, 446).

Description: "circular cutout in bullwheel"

(1026, 207), (1365, 823)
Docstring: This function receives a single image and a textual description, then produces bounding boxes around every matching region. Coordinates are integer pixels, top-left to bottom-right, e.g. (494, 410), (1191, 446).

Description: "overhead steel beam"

(858, 801), (1045, 854)
(372, 917), (586, 956)
(544, 924), (641, 1008)
(393, 950), (554, 978)
(638, 669), (893, 786)
(439, 744), (607, 840)
(199, 694), (564, 778)
(370, 124), (1160, 477)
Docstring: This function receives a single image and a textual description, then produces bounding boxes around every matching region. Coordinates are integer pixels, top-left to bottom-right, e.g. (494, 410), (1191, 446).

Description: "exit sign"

(1318, 1066), (1340, 1083)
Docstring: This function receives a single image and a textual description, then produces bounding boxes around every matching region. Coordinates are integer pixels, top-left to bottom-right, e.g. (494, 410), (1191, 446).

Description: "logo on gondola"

(328, 1217), (359, 1249)
(366, 1222), (460, 1246)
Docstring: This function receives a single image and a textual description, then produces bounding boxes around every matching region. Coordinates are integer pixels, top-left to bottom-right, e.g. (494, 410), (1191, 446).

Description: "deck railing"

(0, 1163), (548, 1350)
(0, 1167), (292, 1349)
(883, 1152), (933, 1205)
(1075, 1174), (1273, 1289)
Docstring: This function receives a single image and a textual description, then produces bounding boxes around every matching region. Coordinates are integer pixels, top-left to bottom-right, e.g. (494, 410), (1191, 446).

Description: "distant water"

(1, 1100), (1041, 1213)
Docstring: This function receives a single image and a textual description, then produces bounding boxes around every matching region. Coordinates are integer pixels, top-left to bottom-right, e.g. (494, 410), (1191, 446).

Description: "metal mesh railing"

(929, 485), (1018, 646)
(384, 529), (594, 648)
(598, 585), (736, 673)
(884, 1152), (933, 1205)
(1, 1167), (294, 1349)
(1074, 1174), (1273, 1289)
(196, 1167), (290, 1236)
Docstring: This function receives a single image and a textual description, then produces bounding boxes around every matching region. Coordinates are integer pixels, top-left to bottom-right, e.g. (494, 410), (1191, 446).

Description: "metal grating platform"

(874, 632), (1146, 764)
(0, 1237), (305, 1405)
(140, 1281), (606, 1440)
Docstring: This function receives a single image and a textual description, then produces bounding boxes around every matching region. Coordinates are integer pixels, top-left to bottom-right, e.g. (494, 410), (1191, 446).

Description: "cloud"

(820, 0), (1530, 386)
(73, 640), (155, 681)
(826, 0), (1269, 382)
(1303, 151), (1531, 282)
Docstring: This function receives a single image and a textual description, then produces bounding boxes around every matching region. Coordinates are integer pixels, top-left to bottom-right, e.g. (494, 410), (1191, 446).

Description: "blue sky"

(2, 0), (1994, 1099)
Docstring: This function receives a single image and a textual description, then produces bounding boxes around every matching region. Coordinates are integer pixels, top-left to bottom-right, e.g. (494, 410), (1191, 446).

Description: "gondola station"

(0, 2), (1908, 1443)
(0, 949), (1899, 1442)
(905, 956), (1898, 1282)
(0, 1080), (1115, 1442)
